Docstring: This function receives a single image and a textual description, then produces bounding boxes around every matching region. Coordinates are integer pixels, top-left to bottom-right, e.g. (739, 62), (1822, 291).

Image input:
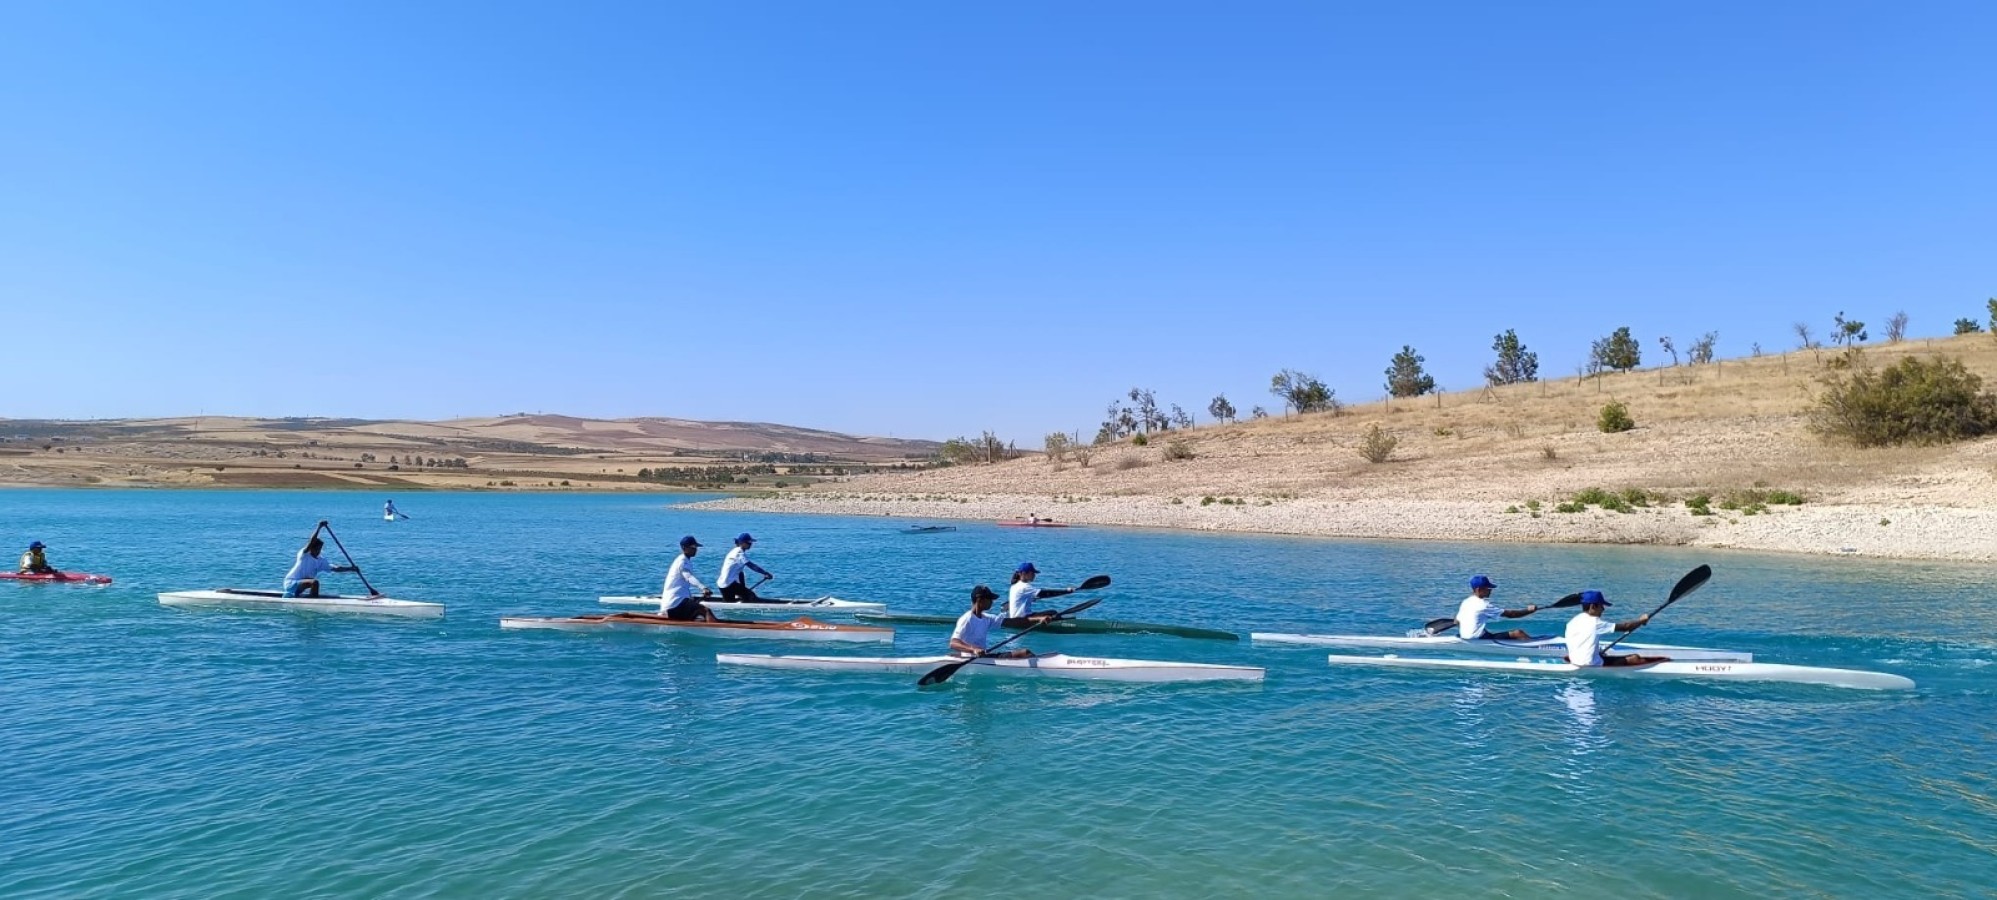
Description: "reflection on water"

(1559, 683), (1607, 759)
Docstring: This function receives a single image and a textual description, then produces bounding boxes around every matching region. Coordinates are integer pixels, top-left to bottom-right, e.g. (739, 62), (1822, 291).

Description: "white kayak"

(1325, 654), (1914, 691)
(158, 588), (444, 618)
(717, 652), (1265, 683)
(501, 612), (893, 643)
(596, 595), (886, 614)
(1253, 632), (1752, 662)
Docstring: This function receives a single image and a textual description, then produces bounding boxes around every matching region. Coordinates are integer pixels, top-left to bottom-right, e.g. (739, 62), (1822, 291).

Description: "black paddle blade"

(1422, 617), (1458, 635)
(1077, 574), (1112, 591)
(1668, 565), (1713, 603)
(1546, 592), (1586, 610)
(917, 658), (973, 686)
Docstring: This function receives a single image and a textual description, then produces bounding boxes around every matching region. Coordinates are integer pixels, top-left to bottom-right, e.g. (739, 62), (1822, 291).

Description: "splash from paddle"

(1600, 564), (1712, 655)
(1422, 592), (1586, 636)
(917, 574), (1112, 686)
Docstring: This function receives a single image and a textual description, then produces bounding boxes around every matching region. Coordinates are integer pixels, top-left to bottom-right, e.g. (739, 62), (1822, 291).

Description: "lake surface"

(2, 489), (1991, 898)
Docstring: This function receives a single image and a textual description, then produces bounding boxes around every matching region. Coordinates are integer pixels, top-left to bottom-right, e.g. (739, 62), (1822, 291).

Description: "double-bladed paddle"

(1421, 592), (1585, 636)
(1600, 564), (1712, 655)
(916, 574), (1113, 686)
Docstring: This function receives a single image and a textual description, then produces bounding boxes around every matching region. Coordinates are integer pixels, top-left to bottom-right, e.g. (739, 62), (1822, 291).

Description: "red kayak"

(1, 571), (113, 585)
(996, 520), (1071, 528)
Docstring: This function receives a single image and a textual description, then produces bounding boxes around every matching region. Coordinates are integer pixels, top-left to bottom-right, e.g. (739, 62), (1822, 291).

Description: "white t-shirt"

(661, 554), (708, 610)
(284, 550), (332, 585)
(717, 546), (751, 587)
(951, 609), (999, 652)
(1455, 594), (1503, 638)
(1007, 582), (1041, 619)
(1564, 611), (1616, 666)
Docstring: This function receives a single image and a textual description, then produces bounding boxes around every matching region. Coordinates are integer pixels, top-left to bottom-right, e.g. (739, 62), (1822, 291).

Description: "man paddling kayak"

(660, 535), (719, 622)
(950, 585), (1033, 659)
(716, 533), (774, 602)
(1564, 590), (1656, 667)
(18, 541), (58, 576)
(1005, 562), (1087, 625)
(1455, 575), (1542, 640)
(283, 534), (356, 598)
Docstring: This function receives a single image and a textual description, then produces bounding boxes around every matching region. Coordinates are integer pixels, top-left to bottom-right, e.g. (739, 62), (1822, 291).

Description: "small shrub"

(1357, 424), (1399, 463)
(1540, 445), (1558, 461)
(1201, 496), (1216, 506)
(1113, 455), (1146, 471)
(1505, 505), (1520, 514)
(1132, 433), (1150, 447)
(1879, 518), (1891, 526)
(1163, 439), (1196, 461)
(1811, 355), (1997, 447)
(1525, 499), (1542, 511)
(1766, 490), (1805, 505)
(1598, 400), (1635, 433)
(1686, 494), (1713, 516)
(774, 480), (789, 487)
(1554, 502), (1585, 513)
(1169, 497), (1183, 505)
(1433, 426), (1454, 437)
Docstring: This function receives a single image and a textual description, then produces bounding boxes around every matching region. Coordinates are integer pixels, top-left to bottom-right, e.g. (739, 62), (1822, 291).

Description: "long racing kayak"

(718, 652), (1264, 683)
(996, 520), (1070, 527)
(596, 594), (886, 613)
(502, 612), (893, 643)
(855, 611), (1237, 641)
(158, 588), (444, 618)
(1254, 632), (1752, 662)
(1325, 654), (1914, 691)
(3, 571), (113, 585)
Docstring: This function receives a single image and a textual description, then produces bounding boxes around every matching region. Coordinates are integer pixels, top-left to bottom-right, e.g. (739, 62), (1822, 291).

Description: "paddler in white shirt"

(1005, 562), (1085, 625)
(950, 585), (1033, 658)
(716, 532), (774, 601)
(660, 535), (719, 622)
(1564, 590), (1656, 667)
(1454, 575), (1542, 640)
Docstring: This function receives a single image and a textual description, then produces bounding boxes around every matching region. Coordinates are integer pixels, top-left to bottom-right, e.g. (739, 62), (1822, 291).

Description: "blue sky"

(2, 1), (1991, 441)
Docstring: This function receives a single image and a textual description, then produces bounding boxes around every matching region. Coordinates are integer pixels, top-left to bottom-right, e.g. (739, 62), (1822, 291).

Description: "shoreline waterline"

(685, 492), (1997, 563)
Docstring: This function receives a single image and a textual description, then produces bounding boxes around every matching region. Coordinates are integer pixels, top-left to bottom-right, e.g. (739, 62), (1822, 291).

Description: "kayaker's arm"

(1037, 587), (1076, 600)
(948, 637), (983, 656)
(1499, 603), (1541, 619)
(747, 560), (773, 579)
(1612, 614), (1653, 633)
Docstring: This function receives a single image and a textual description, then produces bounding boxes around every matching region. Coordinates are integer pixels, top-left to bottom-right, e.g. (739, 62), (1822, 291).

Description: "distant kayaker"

(716, 533), (773, 601)
(1005, 562), (1082, 625)
(384, 499), (401, 520)
(950, 585), (1033, 658)
(660, 535), (718, 621)
(283, 533), (355, 598)
(1454, 575), (1541, 640)
(1564, 590), (1655, 667)
(18, 541), (57, 575)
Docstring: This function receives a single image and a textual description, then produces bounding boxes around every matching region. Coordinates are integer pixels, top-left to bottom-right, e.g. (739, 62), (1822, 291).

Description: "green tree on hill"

(1485, 329), (1539, 385)
(1207, 394), (1237, 423)
(1591, 327), (1642, 372)
(1384, 345), (1436, 397)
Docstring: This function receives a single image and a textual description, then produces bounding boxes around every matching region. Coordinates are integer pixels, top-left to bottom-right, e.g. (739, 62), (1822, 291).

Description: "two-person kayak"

(1253, 632), (1752, 661)
(158, 589), (444, 618)
(856, 611), (1236, 641)
(501, 612), (894, 642)
(718, 653), (1264, 683)
(1324, 654), (1913, 691)
(2, 571), (113, 585)
(597, 594), (886, 614)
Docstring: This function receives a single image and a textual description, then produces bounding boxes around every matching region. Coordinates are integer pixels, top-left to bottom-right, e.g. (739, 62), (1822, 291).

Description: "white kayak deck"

(501, 613), (893, 642)
(158, 588), (444, 618)
(718, 652), (1265, 683)
(596, 595), (885, 613)
(1325, 654), (1914, 691)
(1254, 632), (1752, 662)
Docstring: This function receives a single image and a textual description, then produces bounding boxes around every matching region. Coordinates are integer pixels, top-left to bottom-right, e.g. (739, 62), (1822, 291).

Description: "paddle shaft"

(1600, 564), (1712, 655)
(1426, 593), (1585, 635)
(317, 522), (381, 597)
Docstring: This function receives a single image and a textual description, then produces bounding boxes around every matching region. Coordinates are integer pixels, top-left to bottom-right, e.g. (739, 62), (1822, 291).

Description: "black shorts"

(665, 601), (708, 621)
(720, 581), (760, 602)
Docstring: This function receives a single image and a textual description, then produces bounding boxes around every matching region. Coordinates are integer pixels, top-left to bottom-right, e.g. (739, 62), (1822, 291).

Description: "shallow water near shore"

(3, 489), (1992, 898)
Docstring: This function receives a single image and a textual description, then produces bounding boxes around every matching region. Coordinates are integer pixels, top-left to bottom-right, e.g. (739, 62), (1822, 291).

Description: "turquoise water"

(2, 489), (1992, 898)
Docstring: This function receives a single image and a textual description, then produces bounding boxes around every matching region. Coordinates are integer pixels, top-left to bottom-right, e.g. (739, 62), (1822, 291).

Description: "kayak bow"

(158, 588), (443, 618)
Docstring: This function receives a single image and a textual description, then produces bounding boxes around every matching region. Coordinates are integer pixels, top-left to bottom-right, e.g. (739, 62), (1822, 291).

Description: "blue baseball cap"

(679, 535), (701, 548)
(28, 541), (46, 550)
(1016, 562), (1038, 573)
(1469, 575), (1495, 590)
(736, 533), (754, 543)
(1580, 590), (1609, 607)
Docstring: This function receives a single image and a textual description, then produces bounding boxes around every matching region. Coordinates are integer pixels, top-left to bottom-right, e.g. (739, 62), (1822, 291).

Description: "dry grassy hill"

(825, 333), (1997, 510)
(0, 414), (937, 491)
